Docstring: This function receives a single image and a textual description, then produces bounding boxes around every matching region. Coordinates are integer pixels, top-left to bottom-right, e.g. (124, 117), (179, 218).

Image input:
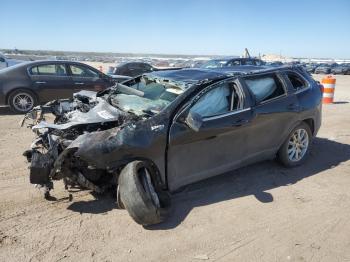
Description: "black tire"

(8, 89), (38, 113)
(118, 161), (171, 225)
(278, 122), (312, 167)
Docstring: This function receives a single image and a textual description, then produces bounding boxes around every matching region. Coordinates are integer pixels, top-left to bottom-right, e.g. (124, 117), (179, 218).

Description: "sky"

(1, 0), (350, 58)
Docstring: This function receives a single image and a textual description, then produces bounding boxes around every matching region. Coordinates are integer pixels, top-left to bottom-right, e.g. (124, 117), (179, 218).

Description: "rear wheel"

(8, 89), (37, 113)
(118, 161), (171, 225)
(278, 122), (312, 167)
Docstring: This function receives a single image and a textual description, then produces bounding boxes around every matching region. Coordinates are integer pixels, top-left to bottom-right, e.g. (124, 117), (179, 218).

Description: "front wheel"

(278, 123), (312, 167)
(8, 89), (37, 113)
(118, 161), (171, 226)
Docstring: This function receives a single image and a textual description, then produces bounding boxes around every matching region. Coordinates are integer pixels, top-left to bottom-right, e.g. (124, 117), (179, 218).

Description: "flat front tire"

(118, 161), (170, 226)
(278, 122), (312, 167)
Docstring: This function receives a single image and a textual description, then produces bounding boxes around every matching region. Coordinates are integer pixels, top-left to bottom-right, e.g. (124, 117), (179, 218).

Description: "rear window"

(244, 74), (285, 104)
(286, 72), (308, 91)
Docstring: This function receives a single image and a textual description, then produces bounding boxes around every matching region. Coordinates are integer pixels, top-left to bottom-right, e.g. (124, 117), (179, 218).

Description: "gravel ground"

(0, 74), (350, 262)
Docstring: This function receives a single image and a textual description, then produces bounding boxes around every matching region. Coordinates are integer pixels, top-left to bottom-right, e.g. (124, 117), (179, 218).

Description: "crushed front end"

(22, 90), (138, 199)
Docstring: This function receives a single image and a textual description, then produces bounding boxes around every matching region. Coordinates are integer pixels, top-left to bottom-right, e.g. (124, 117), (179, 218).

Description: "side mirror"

(185, 111), (203, 132)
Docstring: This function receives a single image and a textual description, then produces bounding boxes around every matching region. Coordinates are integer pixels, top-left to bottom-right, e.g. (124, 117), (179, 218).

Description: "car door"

(239, 72), (300, 161)
(29, 63), (74, 102)
(167, 79), (254, 191)
(68, 64), (110, 92)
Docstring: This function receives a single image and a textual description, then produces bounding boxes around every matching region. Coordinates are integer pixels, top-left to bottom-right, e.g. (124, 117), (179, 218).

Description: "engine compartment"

(22, 89), (144, 198)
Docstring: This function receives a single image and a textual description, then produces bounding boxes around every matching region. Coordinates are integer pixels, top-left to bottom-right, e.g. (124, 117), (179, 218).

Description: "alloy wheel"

(287, 128), (309, 162)
(12, 93), (34, 112)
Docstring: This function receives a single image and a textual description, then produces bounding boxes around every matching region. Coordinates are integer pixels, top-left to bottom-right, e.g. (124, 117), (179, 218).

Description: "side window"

(135, 63), (145, 69)
(0, 57), (5, 62)
(245, 74), (285, 104)
(128, 63), (137, 70)
(143, 64), (153, 71)
(117, 65), (127, 74)
(30, 64), (67, 76)
(30, 66), (39, 75)
(244, 60), (254, 65)
(70, 65), (99, 77)
(286, 72), (307, 91)
(189, 83), (231, 118)
(255, 60), (264, 66)
(227, 60), (241, 66)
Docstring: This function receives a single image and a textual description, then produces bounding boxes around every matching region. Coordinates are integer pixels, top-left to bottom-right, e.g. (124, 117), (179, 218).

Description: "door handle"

(74, 82), (84, 85)
(35, 81), (46, 84)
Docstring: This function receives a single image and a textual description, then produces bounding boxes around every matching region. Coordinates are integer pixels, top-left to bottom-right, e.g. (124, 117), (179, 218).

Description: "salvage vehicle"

(0, 61), (116, 113)
(22, 66), (322, 225)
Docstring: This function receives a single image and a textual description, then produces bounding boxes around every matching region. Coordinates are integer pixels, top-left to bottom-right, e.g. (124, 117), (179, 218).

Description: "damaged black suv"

(23, 66), (322, 225)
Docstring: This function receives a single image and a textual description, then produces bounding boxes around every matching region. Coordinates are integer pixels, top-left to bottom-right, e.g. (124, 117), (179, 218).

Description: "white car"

(0, 53), (24, 70)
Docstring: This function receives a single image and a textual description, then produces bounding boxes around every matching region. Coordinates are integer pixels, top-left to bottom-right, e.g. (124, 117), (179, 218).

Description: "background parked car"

(266, 61), (284, 67)
(331, 65), (350, 75)
(314, 63), (338, 74)
(199, 57), (265, 69)
(0, 52), (25, 70)
(304, 64), (318, 74)
(0, 61), (116, 113)
(107, 62), (156, 77)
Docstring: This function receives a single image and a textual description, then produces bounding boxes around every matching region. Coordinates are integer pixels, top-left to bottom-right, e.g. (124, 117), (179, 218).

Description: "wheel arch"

(277, 118), (315, 151)
(302, 118), (315, 136)
(5, 87), (39, 105)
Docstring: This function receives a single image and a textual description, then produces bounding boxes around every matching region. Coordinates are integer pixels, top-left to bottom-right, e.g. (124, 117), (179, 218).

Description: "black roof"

(145, 65), (294, 88)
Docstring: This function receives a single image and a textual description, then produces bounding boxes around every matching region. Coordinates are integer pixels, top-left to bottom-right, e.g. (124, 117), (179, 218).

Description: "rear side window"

(142, 63), (153, 70)
(244, 60), (255, 65)
(244, 74), (285, 104)
(286, 72), (308, 91)
(255, 60), (264, 66)
(30, 64), (67, 76)
(70, 65), (99, 77)
(227, 60), (241, 66)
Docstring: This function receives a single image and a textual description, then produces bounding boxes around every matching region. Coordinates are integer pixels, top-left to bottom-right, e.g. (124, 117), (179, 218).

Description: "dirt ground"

(0, 74), (350, 262)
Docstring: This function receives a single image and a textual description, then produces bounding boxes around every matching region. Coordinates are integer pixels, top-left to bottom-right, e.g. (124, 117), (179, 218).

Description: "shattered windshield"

(110, 76), (184, 116)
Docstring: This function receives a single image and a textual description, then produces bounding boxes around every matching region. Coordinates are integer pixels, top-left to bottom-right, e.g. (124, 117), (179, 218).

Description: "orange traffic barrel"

(321, 76), (336, 104)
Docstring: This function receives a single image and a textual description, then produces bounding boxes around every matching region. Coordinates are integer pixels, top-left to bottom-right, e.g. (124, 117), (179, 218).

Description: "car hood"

(31, 90), (130, 131)
(32, 98), (128, 130)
